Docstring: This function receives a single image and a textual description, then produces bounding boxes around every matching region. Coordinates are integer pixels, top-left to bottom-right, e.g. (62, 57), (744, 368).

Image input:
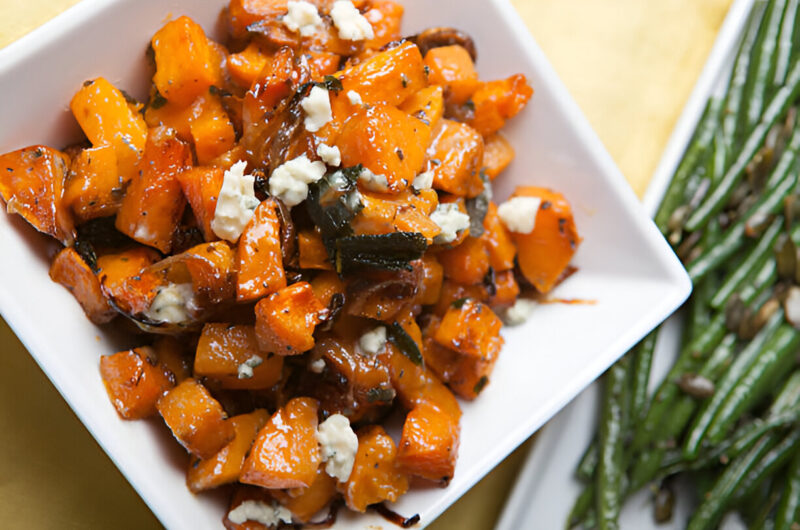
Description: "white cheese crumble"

(330, 0), (375, 41)
(227, 500), (293, 527)
(358, 167), (389, 192)
(237, 354), (263, 379)
(145, 283), (195, 324)
(282, 0), (322, 37)
(269, 155), (327, 207)
(430, 203), (470, 244)
(316, 414), (359, 482)
(358, 326), (387, 356)
(211, 160), (261, 243)
(309, 358), (326, 373)
(498, 196), (542, 234)
(316, 142), (341, 166)
(503, 298), (538, 326)
(412, 171), (433, 191)
(347, 90), (363, 105)
(300, 86), (333, 132)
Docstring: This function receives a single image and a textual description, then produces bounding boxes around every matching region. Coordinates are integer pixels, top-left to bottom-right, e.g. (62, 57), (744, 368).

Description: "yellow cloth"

(0, 0), (733, 527)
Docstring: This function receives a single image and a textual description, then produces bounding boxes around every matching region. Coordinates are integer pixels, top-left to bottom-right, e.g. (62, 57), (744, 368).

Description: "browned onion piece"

(410, 27), (477, 61)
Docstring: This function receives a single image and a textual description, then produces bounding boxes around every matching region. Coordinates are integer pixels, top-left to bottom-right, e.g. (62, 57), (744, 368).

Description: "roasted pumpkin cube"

(416, 255), (444, 305)
(151, 16), (221, 107)
(298, 228), (333, 270)
(364, 0), (404, 50)
(437, 236), (490, 286)
(424, 328), (501, 401)
(310, 271), (346, 308)
(0, 145), (74, 244)
(511, 186), (581, 293)
(240, 397), (321, 489)
(397, 401), (460, 484)
(468, 74), (533, 136)
(350, 188), (441, 243)
(187, 409), (269, 492)
(271, 467), (338, 523)
(63, 145), (122, 222)
(399, 85), (444, 129)
(50, 247), (116, 324)
(96, 247), (161, 303)
(341, 425), (409, 512)
(70, 77), (147, 183)
(115, 126), (191, 253)
(255, 282), (325, 355)
(434, 298), (503, 359)
(236, 199), (286, 302)
(182, 241), (237, 305)
(482, 133), (515, 180)
(490, 270), (520, 308)
(190, 95), (236, 165)
(430, 279), (486, 317)
(426, 119), (484, 198)
(481, 201), (517, 271)
(338, 104), (430, 193)
(423, 45), (480, 105)
(100, 347), (174, 419)
(227, 0), (288, 39)
(177, 166), (224, 242)
(227, 41), (270, 89)
(157, 378), (235, 459)
(152, 335), (192, 383)
(195, 323), (284, 389)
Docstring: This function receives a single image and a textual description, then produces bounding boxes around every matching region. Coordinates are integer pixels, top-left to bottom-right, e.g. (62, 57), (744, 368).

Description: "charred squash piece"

(482, 133), (515, 180)
(0, 145), (74, 244)
(100, 347), (174, 419)
(423, 45), (480, 105)
(70, 77), (147, 183)
(240, 397), (321, 489)
(187, 409), (270, 492)
(271, 467), (338, 523)
(255, 282), (325, 355)
(227, 0), (289, 39)
(415, 255), (444, 305)
(480, 201), (517, 271)
(157, 378), (235, 459)
(115, 126), (191, 253)
(351, 188), (441, 244)
(310, 271), (347, 308)
(430, 279), (486, 317)
(399, 85), (444, 129)
(437, 235), (490, 286)
(227, 41), (270, 89)
(177, 166), (224, 242)
(50, 247), (116, 324)
(433, 298), (503, 359)
(63, 145), (122, 223)
(490, 269), (520, 308)
(397, 401), (460, 485)
(96, 247), (161, 304)
(236, 199), (286, 302)
(182, 240), (237, 305)
(468, 74), (533, 137)
(511, 186), (580, 293)
(341, 425), (409, 512)
(195, 323), (284, 389)
(298, 228), (333, 270)
(426, 119), (484, 198)
(152, 335), (192, 383)
(190, 95), (237, 165)
(363, 0), (404, 50)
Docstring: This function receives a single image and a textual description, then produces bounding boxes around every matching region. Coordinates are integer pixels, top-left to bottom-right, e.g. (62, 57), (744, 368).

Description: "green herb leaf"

(451, 297), (470, 309)
(319, 75), (344, 93)
(473, 375), (489, 395)
(335, 232), (427, 273)
(149, 89), (167, 110)
(366, 386), (396, 403)
(387, 322), (423, 365)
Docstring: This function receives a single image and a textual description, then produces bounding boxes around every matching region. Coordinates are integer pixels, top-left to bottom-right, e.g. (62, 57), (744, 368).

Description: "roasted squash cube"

(480, 201), (517, 272)
(50, 247), (116, 324)
(363, 0), (404, 50)
(63, 145), (122, 222)
(468, 74), (533, 137)
(426, 119), (484, 198)
(177, 166), (224, 242)
(397, 402), (460, 484)
(271, 467), (338, 523)
(96, 247), (161, 303)
(434, 298), (503, 359)
(157, 378), (234, 459)
(298, 228), (333, 270)
(190, 95), (236, 165)
(100, 347), (174, 419)
(240, 397), (321, 489)
(195, 323), (284, 389)
(227, 41), (270, 89)
(399, 85), (444, 129)
(437, 235), (490, 286)
(482, 133), (515, 180)
(423, 45), (480, 105)
(255, 282), (325, 355)
(236, 199), (286, 302)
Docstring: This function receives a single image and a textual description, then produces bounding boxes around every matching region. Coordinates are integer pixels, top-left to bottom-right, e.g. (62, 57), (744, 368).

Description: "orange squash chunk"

(397, 402), (460, 484)
(434, 298), (503, 359)
(157, 378), (235, 459)
(424, 325), (501, 401)
(271, 467), (338, 523)
(177, 166), (224, 241)
(423, 45), (480, 105)
(378, 343), (461, 421)
(490, 270), (520, 308)
(70, 77), (147, 183)
(313, 336), (394, 407)
(227, 41), (269, 89)
(426, 119), (484, 197)
(0, 145), (74, 244)
(183, 241), (237, 305)
(437, 236), (490, 286)
(512, 186), (580, 293)
(100, 347), (174, 419)
(116, 126), (191, 253)
(416, 255), (444, 305)
(298, 228), (333, 270)
(400, 85), (444, 129)
(364, 0), (404, 50)
(190, 95), (236, 165)
(351, 188), (440, 243)
(341, 425), (409, 512)
(430, 279), (486, 317)
(195, 323), (284, 389)
(151, 16), (220, 107)
(240, 397), (321, 489)
(481, 201), (517, 271)
(63, 145), (121, 222)
(255, 282), (325, 355)
(96, 247), (161, 302)
(468, 74), (533, 137)
(236, 199), (286, 302)
(310, 271), (346, 307)
(152, 335), (192, 383)
(482, 133), (515, 180)
(227, 0), (288, 39)
(50, 247), (116, 325)
(187, 409), (269, 492)
(338, 105), (430, 193)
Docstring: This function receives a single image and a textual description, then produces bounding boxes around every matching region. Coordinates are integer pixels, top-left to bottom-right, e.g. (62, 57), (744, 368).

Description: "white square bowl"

(0, 0), (691, 528)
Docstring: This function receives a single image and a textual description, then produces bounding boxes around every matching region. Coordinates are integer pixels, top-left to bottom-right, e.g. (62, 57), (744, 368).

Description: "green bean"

(655, 97), (725, 232)
(595, 357), (630, 530)
(566, 485), (594, 529)
(707, 323), (800, 444)
(711, 129), (728, 185)
(746, 478), (782, 530)
(735, 429), (800, 501)
(743, 0), (787, 133)
(775, 0), (800, 87)
(770, 371), (800, 413)
(576, 441), (598, 483)
(685, 57), (800, 232)
(688, 276), (717, 342)
(723, 0), (770, 149)
(683, 308), (785, 460)
(686, 434), (777, 530)
(775, 444), (800, 530)
(630, 329), (658, 423)
(628, 449), (664, 493)
(709, 215), (784, 309)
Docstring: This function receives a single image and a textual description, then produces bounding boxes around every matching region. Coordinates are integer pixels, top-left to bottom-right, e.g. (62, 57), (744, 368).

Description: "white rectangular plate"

(0, 0), (690, 528)
(496, 0), (754, 528)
